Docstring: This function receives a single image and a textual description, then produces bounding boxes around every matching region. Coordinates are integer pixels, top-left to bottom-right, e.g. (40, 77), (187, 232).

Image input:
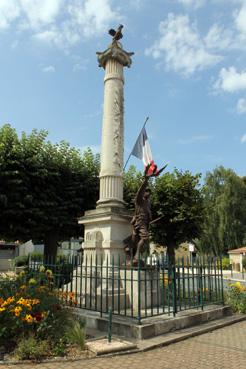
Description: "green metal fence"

(28, 254), (224, 324)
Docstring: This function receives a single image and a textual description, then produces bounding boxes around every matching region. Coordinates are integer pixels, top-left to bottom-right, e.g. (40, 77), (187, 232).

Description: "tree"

(150, 170), (204, 264)
(123, 165), (143, 210)
(197, 166), (246, 255)
(0, 124), (99, 258)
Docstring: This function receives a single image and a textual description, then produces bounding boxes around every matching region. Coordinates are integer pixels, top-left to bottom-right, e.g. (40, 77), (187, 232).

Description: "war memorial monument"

(65, 26), (225, 335)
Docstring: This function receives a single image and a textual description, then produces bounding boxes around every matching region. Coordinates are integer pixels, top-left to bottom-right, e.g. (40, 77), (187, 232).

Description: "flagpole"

(123, 116), (149, 171)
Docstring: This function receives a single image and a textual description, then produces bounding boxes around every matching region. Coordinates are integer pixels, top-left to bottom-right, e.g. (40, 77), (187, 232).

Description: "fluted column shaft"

(96, 42), (133, 207)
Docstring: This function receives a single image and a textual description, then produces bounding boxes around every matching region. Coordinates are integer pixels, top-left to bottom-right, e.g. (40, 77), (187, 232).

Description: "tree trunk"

(167, 243), (176, 266)
(44, 230), (59, 263)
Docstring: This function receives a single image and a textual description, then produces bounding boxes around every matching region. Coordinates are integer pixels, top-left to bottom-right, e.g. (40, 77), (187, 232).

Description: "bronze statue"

(124, 163), (167, 265)
(108, 24), (124, 42)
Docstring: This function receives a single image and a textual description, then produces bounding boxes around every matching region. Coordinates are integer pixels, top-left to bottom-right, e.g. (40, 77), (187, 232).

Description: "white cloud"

(234, 1), (246, 35)
(237, 98), (246, 114)
(241, 134), (246, 143)
(67, 0), (117, 38)
(145, 13), (222, 76)
(0, 0), (119, 50)
(204, 24), (234, 50)
(214, 67), (246, 93)
(19, 0), (62, 29)
(42, 65), (55, 73)
(34, 0), (120, 49)
(177, 0), (205, 8)
(0, 0), (20, 30)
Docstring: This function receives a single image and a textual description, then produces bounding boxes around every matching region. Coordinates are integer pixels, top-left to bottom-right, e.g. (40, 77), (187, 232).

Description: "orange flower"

(31, 299), (40, 305)
(1, 297), (15, 307)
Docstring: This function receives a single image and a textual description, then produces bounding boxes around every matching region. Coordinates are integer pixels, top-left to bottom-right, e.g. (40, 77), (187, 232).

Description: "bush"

(65, 318), (85, 349)
(29, 252), (43, 262)
(0, 267), (77, 354)
(14, 256), (28, 267)
(226, 282), (246, 313)
(14, 335), (49, 361)
(221, 257), (231, 270)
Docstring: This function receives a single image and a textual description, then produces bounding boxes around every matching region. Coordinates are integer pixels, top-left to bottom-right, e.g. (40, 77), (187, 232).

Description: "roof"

(228, 247), (246, 254)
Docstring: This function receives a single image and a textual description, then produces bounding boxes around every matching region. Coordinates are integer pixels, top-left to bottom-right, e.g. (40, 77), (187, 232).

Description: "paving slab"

(86, 338), (137, 355)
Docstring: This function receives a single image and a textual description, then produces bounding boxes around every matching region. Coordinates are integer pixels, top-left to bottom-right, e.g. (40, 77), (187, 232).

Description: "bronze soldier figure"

(124, 163), (167, 265)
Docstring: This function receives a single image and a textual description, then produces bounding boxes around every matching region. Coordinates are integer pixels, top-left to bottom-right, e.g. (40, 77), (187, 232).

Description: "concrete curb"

(97, 314), (246, 358)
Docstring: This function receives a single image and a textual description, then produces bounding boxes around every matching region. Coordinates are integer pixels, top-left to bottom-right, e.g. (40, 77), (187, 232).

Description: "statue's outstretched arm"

(136, 176), (148, 205)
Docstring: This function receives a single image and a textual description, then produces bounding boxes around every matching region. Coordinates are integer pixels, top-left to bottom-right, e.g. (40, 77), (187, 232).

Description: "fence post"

(172, 265), (177, 316)
(137, 257), (141, 324)
(220, 256), (224, 305)
(108, 308), (112, 343)
(199, 263), (204, 311)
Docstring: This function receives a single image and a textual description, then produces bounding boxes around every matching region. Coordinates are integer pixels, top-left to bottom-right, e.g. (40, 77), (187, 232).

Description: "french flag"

(131, 127), (153, 167)
(131, 127), (166, 176)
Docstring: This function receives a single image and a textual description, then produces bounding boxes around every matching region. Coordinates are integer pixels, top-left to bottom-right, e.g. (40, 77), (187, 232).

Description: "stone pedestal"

(79, 206), (131, 265)
(120, 269), (160, 312)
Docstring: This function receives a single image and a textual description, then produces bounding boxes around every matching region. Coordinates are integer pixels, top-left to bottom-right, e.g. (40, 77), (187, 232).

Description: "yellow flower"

(0, 307), (6, 313)
(1, 297), (15, 307)
(235, 281), (241, 289)
(17, 297), (25, 305)
(13, 306), (22, 317)
(24, 314), (34, 323)
(28, 278), (37, 285)
(46, 269), (53, 278)
(19, 285), (26, 290)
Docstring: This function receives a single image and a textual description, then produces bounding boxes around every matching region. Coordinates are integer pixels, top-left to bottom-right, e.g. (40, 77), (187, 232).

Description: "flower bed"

(226, 281), (246, 313)
(0, 268), (86, 361)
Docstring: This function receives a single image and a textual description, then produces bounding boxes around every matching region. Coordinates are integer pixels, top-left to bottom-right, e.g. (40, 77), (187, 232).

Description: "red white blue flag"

(131, 127), (152, 167)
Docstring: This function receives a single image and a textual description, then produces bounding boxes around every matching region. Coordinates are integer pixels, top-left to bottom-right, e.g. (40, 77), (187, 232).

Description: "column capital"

(96, 41), (134, 69)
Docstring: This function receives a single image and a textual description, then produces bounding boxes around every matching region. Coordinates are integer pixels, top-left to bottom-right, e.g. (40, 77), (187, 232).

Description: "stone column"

(96, 41), (134, 207)
(78, 41), (134, 264)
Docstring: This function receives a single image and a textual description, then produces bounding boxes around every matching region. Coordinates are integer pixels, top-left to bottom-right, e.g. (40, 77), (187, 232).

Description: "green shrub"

(226, 282), (246, 313)
(65, 318), (85, 349)
(14, 335), (49, 361)
(14, 256), (28, 267)
(29, 252), (43, 262)
(221, 257), (231, 270)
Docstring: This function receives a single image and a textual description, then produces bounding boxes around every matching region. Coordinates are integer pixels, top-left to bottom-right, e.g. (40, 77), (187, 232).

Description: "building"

(0, 241), (19, 271)
(228, 247), (246, 272)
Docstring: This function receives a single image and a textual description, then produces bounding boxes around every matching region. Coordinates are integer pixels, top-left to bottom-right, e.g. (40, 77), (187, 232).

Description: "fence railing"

(28, 254), (224, 323)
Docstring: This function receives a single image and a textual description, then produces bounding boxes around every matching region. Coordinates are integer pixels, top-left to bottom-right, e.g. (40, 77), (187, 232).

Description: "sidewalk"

(223, 270), (246, 283)
(1, 316), (246, 369)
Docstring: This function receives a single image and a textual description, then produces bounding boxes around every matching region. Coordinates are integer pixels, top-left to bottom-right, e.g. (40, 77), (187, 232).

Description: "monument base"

(78, 205), (132, 265)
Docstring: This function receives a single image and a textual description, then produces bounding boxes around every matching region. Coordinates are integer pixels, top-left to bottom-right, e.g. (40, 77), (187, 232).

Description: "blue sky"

(0, 0), (245, 178)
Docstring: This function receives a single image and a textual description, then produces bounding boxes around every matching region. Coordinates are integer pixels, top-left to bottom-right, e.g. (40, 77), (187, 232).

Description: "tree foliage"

(150, 170), (204, 262)
(0, 124), (99, 257)
(123, 165), (143, 210)
(196, 166), (246, 255)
